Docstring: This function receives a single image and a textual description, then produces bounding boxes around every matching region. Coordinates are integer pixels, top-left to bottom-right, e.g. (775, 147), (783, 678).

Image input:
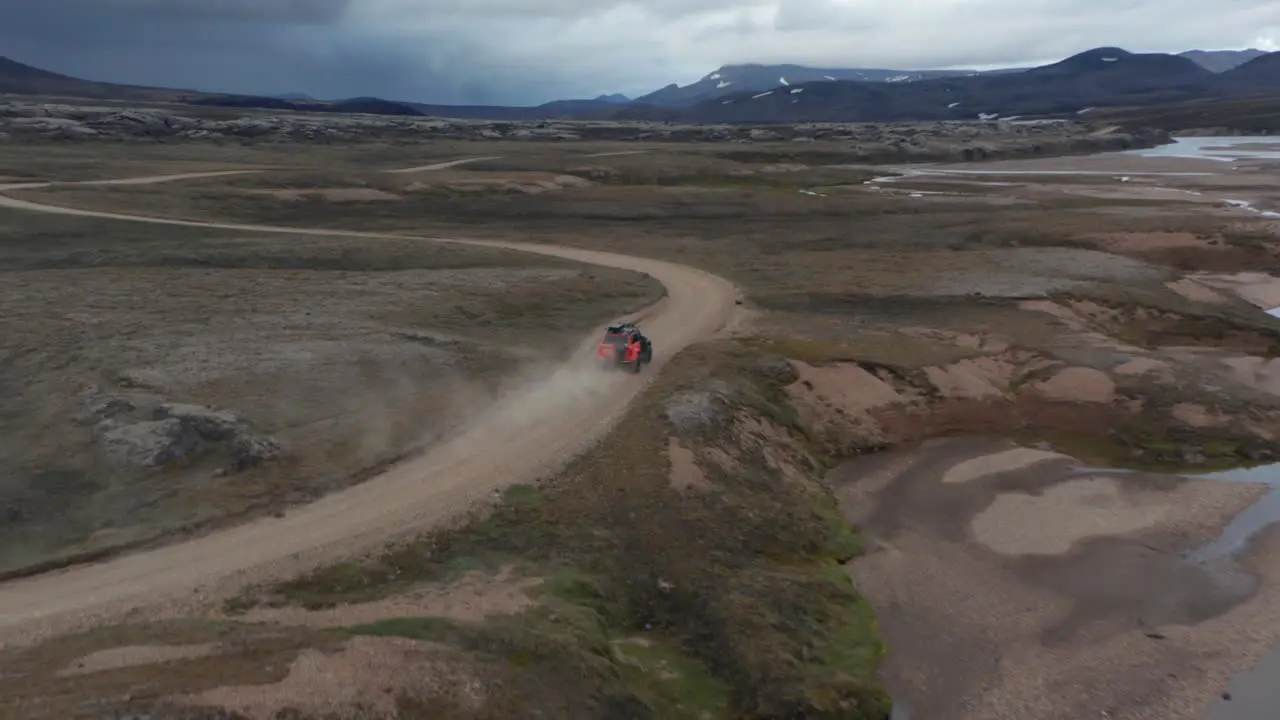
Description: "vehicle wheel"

(632, 358), (642, 373)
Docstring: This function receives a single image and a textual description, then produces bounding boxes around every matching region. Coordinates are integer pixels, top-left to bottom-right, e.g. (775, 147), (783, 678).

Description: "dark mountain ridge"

(0, 56), (196, 101)
(632, 63), (1028, 107)
(1219, 51), (1280, 86)
(618, 48), (1280, 124)
(2, 48), (1279, 125)
(626, 49), (1263, 108)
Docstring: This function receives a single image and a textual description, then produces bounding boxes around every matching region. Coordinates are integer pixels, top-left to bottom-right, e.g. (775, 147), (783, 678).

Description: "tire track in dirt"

(0, 169), (738, 643)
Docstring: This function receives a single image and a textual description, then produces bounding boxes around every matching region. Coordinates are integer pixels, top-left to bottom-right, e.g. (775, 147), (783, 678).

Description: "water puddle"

(1126, 136), (1280, 162)
(1186, 463), (1280, 563)
(1222, 198), (1280, 220)
(1205, 646), (1280, 719)
(1119, 139), (1280, 720)
(1182, 460), (1280, 719)
(865, 168), (1213, 183)
(858, 136), (1280, 188)
(1070, 460), (1280, 564)
(1066, 457), (1280, 718)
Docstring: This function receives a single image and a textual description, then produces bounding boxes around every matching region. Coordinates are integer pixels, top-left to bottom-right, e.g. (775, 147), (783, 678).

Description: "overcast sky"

(2, 0), (1277, 105)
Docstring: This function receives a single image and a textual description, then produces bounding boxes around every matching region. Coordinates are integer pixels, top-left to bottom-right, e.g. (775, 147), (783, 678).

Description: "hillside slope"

(633, 63), (1026, 107)
(630, 48), (1261, 109)
(3, 47), (1278, 125)
(625, 48), (1273, 124)
(1218, 52), (1280, 88)
(0, 56), (193, 101)
(1179, 48), (1268, 72)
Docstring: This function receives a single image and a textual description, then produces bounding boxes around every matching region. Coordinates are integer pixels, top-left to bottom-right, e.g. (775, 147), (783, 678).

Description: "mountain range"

(0, 48), (1276, 125)
(647, 48), (1280, 124)
(628, 49), (1265, 108)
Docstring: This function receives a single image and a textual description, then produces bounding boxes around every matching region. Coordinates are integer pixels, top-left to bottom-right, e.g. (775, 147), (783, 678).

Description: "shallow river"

(1140, 136), (1280, 719)
(1127, 136), (1280, 162)
(1194, 464), (1280, 719)
(883, 134), (1280, 719)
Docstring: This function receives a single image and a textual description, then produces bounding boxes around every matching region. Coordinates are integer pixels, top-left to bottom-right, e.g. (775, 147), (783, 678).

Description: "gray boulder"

(102, 418), (201, 467)
(76, 390), (136, 427)
(231, 432), (283, 470)
(154, 403), (240, 441)
(663, 381), (733, 434)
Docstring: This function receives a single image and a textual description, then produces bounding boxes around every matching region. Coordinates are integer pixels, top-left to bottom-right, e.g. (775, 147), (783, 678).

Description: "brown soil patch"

(178, 636), (482, 720)
(237, 568), (537, 628)
(1248, 419), (1278, 440)
(1016, 301), (1142, 352)
(250, 188), (402, 202)
(1222, 355), (1280, 397)
(1032, 367), (1117, 403)
(1013, 299), (1105, 338)
(970, 476), (1169, 555)
(1193, 272), (1280, 310)
(941, 447), (1072, 485)
(733, 414), (811, 486)
(1019, 299), (1092, 330)
(786, 360), (907, 443)
(667, 437), (711, 492)
(924, 356), (1018, 399)
(57, 643), (218, 677)
(1166, 278), (1229, 304)
(702, 446), (742, 474)
(788, 361), (903, 412)
(1172, 403), (1229, 427)
(1113, 356), (1169, 376)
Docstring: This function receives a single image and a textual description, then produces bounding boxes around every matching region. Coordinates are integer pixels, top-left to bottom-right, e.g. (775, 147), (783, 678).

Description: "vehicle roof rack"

(606, 322), (638, 334)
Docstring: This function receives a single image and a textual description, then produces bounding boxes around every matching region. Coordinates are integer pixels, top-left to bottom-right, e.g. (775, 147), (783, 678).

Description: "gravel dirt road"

(0, 169), (738, 644)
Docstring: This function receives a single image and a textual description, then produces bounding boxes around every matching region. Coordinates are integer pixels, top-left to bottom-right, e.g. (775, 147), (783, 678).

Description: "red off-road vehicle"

(596, 322), (653, 373)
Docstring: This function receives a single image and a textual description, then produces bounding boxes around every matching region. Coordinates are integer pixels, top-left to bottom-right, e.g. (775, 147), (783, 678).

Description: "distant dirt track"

(0, 168), (738, 641)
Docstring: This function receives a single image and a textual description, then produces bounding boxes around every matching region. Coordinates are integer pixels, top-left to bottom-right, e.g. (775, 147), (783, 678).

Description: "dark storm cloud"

(0, 0), (1277, 104)
(5, 0), (351, 23)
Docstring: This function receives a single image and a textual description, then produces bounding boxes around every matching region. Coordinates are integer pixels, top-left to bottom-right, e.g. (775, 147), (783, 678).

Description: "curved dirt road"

(0, 172), (738, 642)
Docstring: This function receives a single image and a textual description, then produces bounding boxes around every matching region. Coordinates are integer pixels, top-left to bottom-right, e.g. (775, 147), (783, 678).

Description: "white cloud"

(334, 0), (1280, 93)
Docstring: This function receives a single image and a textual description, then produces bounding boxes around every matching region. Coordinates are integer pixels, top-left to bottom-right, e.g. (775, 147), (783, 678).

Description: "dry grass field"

(5, 131), (1280, 719)
(0, 204), (660, 577)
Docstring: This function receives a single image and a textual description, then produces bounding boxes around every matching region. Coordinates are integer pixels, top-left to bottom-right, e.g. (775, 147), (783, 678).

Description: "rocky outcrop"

(154, 403), (240, 441)
(663, 381), (734, 433)
(101, 418), (201, 468)
(82, 388), (283, 473)
(0, 99), (1170, 159)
